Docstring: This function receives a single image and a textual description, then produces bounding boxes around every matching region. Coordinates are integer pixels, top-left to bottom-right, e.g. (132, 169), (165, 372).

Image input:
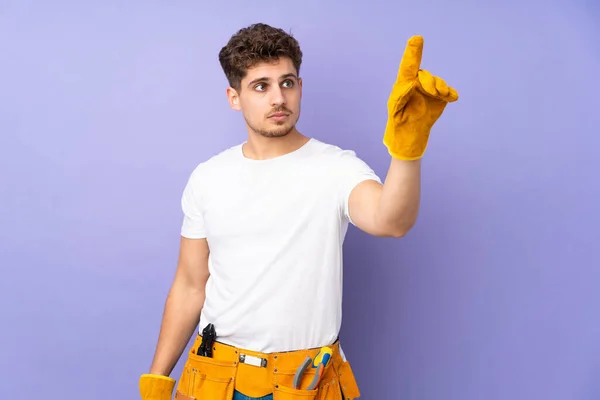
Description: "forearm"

(375, 157), (421, 236)
(149, 283), (205, 376)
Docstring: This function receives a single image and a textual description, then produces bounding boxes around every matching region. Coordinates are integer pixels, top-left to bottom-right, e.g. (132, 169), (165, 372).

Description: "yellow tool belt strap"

(174, 334), (361, 400)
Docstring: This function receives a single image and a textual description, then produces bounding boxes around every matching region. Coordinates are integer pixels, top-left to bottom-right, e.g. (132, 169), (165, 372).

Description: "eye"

(282, 80), (294, 88)
(255, 83), (267, 91)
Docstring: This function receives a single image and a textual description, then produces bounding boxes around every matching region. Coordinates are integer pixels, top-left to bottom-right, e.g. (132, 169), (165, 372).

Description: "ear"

(226, 87), (241, 111)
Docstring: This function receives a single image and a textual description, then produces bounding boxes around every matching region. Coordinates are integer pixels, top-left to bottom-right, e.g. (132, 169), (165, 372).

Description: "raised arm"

(348, 35), (458, 238)
(348, 159), (421, 238)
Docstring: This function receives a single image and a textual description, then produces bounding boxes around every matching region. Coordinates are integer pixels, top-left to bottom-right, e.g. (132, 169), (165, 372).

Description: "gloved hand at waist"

(139, 373), (176, 400)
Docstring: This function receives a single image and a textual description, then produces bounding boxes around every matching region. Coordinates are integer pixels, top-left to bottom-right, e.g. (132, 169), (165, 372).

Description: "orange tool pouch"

(174, 334), (361, 400)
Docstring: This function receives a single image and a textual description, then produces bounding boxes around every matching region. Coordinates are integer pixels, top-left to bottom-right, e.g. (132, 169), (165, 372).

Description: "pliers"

(293, 347), (332, 390)
(197, 323), (216, 357)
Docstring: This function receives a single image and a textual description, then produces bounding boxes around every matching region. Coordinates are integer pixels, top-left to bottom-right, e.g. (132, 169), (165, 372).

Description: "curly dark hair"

(218, 23), (303, 91)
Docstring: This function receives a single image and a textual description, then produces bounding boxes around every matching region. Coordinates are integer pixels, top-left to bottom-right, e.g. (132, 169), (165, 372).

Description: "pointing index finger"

(398, 35), (423, 82)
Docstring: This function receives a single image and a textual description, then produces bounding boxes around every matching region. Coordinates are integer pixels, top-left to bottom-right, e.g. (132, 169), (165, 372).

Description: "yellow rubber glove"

(139, 373), (176, 400)
(383, 35), (459, 160)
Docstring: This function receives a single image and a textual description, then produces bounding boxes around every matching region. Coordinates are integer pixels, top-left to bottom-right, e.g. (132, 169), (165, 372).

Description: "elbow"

(372, 208), (419, 238)
(384, 217), (417, 238)
(387, 226), (410, 238)
(389, 229), (408, 238)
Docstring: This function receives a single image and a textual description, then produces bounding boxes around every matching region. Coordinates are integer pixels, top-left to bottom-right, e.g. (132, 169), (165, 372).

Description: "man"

(139, 23), (458, 400)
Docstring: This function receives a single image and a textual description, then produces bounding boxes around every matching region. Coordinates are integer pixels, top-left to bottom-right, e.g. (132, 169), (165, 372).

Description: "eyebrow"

(247, 73), (298, 88)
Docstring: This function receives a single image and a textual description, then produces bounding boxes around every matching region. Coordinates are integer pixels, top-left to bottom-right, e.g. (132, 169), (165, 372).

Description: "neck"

(242, 128), (310, 160)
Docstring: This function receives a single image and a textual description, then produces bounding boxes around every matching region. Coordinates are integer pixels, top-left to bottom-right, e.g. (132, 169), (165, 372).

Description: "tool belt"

(174, 333), (361, 400)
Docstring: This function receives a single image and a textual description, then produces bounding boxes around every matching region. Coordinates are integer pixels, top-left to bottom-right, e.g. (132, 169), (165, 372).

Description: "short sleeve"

(180, 171), (207, 239)
(337, 150), (382, 225)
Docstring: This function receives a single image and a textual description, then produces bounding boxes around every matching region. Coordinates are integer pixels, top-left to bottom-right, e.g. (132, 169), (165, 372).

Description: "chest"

(201, 165), (341, 241)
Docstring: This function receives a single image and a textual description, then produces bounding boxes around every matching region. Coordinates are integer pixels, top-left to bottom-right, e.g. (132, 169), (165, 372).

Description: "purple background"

(1, 1), (599, 399)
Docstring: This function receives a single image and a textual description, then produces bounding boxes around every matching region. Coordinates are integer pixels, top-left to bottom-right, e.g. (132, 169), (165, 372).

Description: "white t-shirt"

(180, 138), (381, 353)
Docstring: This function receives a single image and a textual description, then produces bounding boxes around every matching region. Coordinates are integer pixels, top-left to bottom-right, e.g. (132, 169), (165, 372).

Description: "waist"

(184, 333), (344, 398)
(199, 304), (342, 353)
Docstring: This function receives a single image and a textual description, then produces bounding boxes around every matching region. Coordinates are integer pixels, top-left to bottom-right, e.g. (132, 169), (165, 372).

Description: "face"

(226, 57), (302, 138)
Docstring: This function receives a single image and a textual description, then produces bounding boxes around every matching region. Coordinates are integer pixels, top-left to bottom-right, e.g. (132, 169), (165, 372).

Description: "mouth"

(268, 112), (289, 118)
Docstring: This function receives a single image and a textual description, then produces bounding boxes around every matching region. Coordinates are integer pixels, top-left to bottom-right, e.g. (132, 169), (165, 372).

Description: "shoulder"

(187, 143), (243, 177)
(182, 143), (242, 201)
(307, 139), (381, 193)
(307, 138), (362, 161)
(307, 138), (372, 170)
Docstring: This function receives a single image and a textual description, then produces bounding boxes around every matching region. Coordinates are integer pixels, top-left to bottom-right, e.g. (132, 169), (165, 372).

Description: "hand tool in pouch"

(197, 323), (216, 357)
(293, 346), (332, 390)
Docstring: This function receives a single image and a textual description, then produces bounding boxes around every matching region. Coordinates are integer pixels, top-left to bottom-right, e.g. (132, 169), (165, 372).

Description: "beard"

(249, 123), (295, 138)
(244, 109), (299, 138)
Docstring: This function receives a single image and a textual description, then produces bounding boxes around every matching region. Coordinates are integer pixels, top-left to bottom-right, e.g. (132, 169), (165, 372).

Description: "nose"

(270, 86), (286, 107)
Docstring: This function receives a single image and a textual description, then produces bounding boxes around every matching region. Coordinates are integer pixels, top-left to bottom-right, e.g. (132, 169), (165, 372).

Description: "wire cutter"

(293, 346), (333, 390)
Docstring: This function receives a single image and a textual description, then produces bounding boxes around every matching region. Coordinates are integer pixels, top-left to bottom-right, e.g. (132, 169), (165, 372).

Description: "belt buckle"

(239, 354), (267, 368)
